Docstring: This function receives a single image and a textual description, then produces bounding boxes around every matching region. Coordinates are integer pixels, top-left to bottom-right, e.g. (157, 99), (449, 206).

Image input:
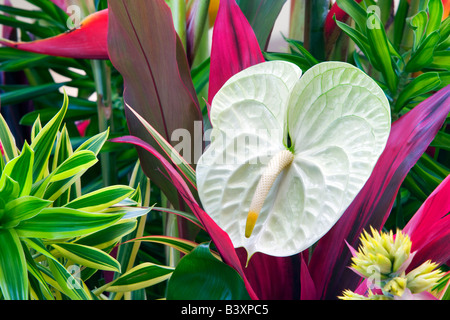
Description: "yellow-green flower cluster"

(350, 227), (411, 279)
(340, 227), (444, 300)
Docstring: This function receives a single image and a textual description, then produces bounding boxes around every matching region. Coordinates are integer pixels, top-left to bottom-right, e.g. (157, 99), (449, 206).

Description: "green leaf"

(394, 72), (442, 112)
(74, 219), (137, 250)
(263, 52), (311, 72)
(429, 51), (450, 70)
(191, 57), (210, 95)
(431, 131), (450, 151)
(334, 17), (380, 70)
(405, 31), (441, 72)
(236, 0), (287, 50)
(125, 104), (197, 189)
(100, 262), (174, 293)
(1, 196), (52, 229)
(366, 12), (398, 93)
(15, 207), (124, 239)
(126, 235), (203, 256)
(284, 37), (319, 67)
(52, 126), (74, 207)
(393, 0), (409, 50)
(438, 16), (450, 48)
(1, 142), (34, 197)
(52, 243), (121, 272)
(426, 0), (444, 36)
(0, 229), (28, 300)
(0, 113), (18, 162)
(22, 247), (54, 300)
(75, 129), (109, 156)
(50, 150), (97, 182)
(46, 259), (92, 300)
(336, 0), (367, 31)
(0, 83), (64, 106)
(30, 91), (69, 181)
(410, 10), (428, 51)
(0, 174), (20, 204)
(64, 185), (134, 212)
(41, 151), (98, 201)
(167, 243), (250, 300)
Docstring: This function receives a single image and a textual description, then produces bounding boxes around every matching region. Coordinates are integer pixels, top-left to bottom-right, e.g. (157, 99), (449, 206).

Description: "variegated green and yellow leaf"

(23, 238), (91, 300)
(75, 128), (109, 156)
(52, 242), (121, 272)
(2, 196), (52, 229)
(127, 235), (202, 256)
(64, 185), (134, 212)
(0, 113), (18, 162)
(0, 174), (20, 204)
(98, 262), (174, 294)
(1, 142), (34, 197)
(0, 228), (28, 300)
(31, 91), (69, 182)
(23, 246), (54, 300)
(75, 219), (137, 251)
(31, 150), (98, 200)
(15, 207), (124, 239)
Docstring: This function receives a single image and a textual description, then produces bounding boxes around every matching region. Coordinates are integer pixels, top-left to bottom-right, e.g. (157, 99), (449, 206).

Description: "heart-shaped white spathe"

(196, 61), (391, 259)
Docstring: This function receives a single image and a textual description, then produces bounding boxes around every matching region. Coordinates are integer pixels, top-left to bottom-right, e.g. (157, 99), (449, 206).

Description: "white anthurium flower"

(196, 61), (391, 261)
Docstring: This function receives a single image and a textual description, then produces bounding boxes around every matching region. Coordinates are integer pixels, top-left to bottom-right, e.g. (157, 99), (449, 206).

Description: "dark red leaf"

(107, 0), (202, 208)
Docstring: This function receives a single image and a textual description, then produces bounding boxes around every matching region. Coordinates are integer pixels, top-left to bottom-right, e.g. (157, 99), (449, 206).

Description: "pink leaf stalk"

(208, 0), (265, 106)
(111, 135), (259, 300)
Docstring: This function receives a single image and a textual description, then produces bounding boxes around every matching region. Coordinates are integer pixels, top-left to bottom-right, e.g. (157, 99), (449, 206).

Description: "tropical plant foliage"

(0, 0), (449, 301)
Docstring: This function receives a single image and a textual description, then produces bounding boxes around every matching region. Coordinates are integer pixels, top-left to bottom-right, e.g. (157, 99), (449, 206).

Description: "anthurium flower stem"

(245, 150), (295, 238)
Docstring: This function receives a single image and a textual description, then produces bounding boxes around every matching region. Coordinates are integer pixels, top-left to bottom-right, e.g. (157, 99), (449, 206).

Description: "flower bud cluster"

(340, 227), (444, 300)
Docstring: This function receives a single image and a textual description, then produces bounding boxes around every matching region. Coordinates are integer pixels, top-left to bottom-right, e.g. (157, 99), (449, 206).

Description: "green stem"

(91, 59), (115, 187)
(392, 71), (410, 117)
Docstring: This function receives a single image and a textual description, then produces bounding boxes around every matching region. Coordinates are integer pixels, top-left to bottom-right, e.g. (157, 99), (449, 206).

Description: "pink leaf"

(0, 9), (109, 60)
(208, 0), (265, 106)
(403, 175), (450, 268)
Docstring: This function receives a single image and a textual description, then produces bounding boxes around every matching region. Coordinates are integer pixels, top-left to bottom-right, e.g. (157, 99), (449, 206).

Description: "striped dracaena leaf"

(75, 128), (109, 156)
(52, 242), (121, 272)
(30, 91), (68, 182)
(74, 219), (137, 250)
(64, 185), (134, 212)
(1, 196), (52, 229)
(100, 263), (174, 293)
(0, 113), (18, 162)
(31, 150), (98, 199)
(0, 228), (28, 300)
(28, 238), (93, 300)
(15, 207), (124, 239)
(1, 142), (34, 197)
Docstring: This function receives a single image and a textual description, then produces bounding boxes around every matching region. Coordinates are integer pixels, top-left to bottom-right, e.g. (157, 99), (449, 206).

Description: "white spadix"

(245, 150), (295, 238)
